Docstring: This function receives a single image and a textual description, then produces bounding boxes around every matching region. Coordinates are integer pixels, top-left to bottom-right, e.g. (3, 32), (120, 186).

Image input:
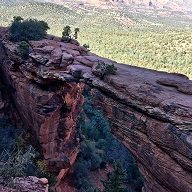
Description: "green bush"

(83, 43), (90, 51)
(95, 61), (117, 80)
(17, 41), (30, 59)
(0, 116), (57, 190)
(9, 16), (49, 42)
(89, 153), (102, 171)
(72, 140), (102, 191)
(72, 160), (90, 189)
(74, 28), (80, 39)
(0, 146), (36, 184)
(62, 25), (80, 42)
(0, 116), (42, 186)
(78, 140), (102, 170)
(97, 162), (128, 192)
(62, 25), (71, 41)
(77, 95), (144, 191)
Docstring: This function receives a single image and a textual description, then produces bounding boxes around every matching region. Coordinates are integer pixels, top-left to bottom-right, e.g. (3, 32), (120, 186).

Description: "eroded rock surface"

(0, 176), (49, 192)
(0, 27), (84, 173)
(0, 27), (192, 192)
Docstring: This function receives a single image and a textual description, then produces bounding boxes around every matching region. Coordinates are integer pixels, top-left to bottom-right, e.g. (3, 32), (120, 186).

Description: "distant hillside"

(0, 0), (191, 78)
(0, 0), (51, 6)
(0, 0), (191, 11)
(50, 0), (192, 11)
(86, 0), (192, 11)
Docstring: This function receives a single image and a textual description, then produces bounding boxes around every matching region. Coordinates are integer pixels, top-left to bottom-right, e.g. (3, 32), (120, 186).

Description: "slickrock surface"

(0, 27), (192, 192)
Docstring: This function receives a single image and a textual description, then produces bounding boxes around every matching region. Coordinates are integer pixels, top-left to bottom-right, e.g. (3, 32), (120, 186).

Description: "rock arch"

(0, 29), (192, 191)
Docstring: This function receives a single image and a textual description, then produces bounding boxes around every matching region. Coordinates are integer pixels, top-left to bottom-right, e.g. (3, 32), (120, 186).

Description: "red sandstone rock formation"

(0, 27), (84, 176)
(0, 27), (192, 192)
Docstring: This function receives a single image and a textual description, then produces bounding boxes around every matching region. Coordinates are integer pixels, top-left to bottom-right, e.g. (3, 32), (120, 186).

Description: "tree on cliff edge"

(9, 16), (49, 42)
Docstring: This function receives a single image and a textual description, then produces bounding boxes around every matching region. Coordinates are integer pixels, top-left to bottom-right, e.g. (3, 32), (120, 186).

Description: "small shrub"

(106, 64), (117, 75)
(36, 160), (47, 174)
(47, 174), (57, 189)
(73, 160), (89, 189)
(0, 146), (36, 184)
(62, 25), (71, 41)
(89, 153), (102, 171)
(78, 141), (102, 170)
(62, 25), (80, 42)
(83, 43), (90, 51)
(35, 160), (56, 189)
(17, 41), (30, 59)
(95, 61), (117, 79)
(98, 162), (128, 192)
(73, 141), (101, 191)
(74, 28), (80, 39)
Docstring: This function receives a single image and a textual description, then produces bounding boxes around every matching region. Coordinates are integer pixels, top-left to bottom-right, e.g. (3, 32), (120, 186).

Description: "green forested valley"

(0, 1), (192, 78)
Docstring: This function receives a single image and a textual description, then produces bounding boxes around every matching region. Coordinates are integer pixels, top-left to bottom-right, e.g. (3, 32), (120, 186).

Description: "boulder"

(60, 52), (74, 69)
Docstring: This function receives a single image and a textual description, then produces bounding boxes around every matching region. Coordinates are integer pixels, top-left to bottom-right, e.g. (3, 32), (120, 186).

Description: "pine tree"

(62, 25), (71, 41)
(98, 162), (127, 192)
(74, 28), (80, 39)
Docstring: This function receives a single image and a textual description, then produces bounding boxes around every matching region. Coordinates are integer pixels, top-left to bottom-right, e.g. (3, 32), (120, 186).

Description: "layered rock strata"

(0, 27), (84, 173)
(0, 27), (192, 192)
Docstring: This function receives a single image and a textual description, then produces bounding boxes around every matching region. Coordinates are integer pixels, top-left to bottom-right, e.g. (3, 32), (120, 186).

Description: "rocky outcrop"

(0, 27), (192, 192)
(88, 68), (192, 192)
(0, 177), (48, 192)
(90, 85), (192, 192)
(0, 27), (84, 174)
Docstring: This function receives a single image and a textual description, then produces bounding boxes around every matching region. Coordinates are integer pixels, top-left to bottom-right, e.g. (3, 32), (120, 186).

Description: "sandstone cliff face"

(88, 63), (192, 192)
(0, 27), (84, 173)
(0, 27), (192, 192)
(89, 66), (192, 192)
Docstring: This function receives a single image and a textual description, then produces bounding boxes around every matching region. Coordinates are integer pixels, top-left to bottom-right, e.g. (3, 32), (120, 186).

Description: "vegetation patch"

(9, 16), (49, 42)
(0, 117), (56, 190)
(17, 41), (30, 59)
(95, 61), (117, 79)
(62, 25), (80, 42)
(0, 2), (191, 78)
(96, 162), (127, 192)
(72, 94), (143, 192)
